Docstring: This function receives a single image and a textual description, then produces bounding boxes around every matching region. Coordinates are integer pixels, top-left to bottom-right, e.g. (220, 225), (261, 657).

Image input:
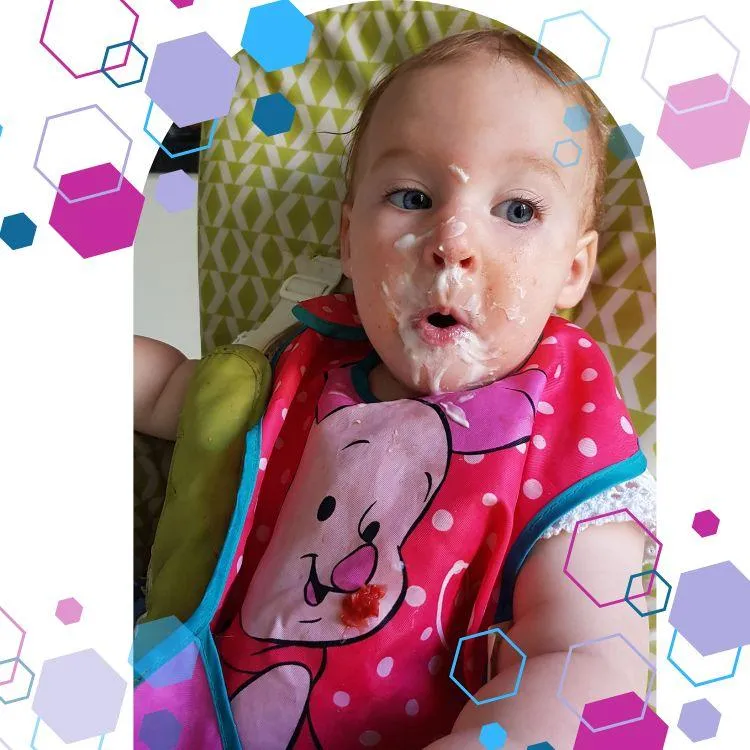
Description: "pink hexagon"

(0, 606), (25, 688)
(49, 163), (145, 259)
(55, 598), (83, 625)
(573, 692), (668, 749)
(171, 0), (194, 6)
(658, 74), (749, 168)
(692, 509), (720, 537)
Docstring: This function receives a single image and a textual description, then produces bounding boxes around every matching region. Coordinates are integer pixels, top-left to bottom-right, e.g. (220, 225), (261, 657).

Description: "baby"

(136, 29), (655, 750)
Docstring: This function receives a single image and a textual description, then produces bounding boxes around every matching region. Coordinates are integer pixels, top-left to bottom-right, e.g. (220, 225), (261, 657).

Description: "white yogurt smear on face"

(448, 164), (470, 184)
(394, 228), (434, 252)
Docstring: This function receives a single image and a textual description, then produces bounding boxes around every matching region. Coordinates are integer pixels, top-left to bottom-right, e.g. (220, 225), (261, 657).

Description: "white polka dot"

(300, 366), (307, 376)
(297, 392), (308, 403)
(554, 364), (562, 379)
(578, 438), (598, 457)
(482, 493), (498, 507)
(333, 691), (350, 707)
(420, 627), (433, 641)
(620, 416), (634, 435)
(236, 556), (243, 573)
(259, 457), (268, 470)
(581, 368), (598, 382)
(335, 294), (346, 302)
(376, 657), (393, 677)
(281, 408), (288, 420)
(464, 454), (484, 464)
(566, 322), (580, 329)
(428, 655), (442, 675)
(405, 699), (420, 716)
(516, 443), (527, 454)
(538, 401), (554, 415)
(523, 479), (543, 500)
(432, 509), (454, 532)
(486, 533), (497, 550)
(359, 731), (381, 747)
(578, 337), (592, 348)
(256, 525), (270, 542)
(532, 435), (546, 450)
(405, 586), (426, 607)
(541, 336), (557, 345)
(323, 306), (333, 313)
(281, 469), (292, 484)
(582, 402), (596, 413)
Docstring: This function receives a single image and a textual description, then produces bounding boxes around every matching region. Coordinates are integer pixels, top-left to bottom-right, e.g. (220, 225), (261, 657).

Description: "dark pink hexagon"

(658, 74), (749, 168)
(692, 509), (720, 537)
(49, 163), (145, 259)
(573, 692), (668, 749)
(56, 598), (83, 625)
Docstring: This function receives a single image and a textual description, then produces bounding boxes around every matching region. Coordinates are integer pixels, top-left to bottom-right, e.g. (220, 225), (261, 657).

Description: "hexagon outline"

(534, 10), (611, 87)
(143, 100), (219, 159)
(101, 41), (148, 88)
(553, 138), (582, 167)
(564, 507), (663, 607)
(641, 15), (740, 115)
(667, 627), (742, 687)
(557, 633), (655, 733)
(0, 658), (34, 704)
(31, 717), (105, 750)
(0, 605), (26, 688)
(39, 0), (139, 80)
(625, 569), (672, 617)
(33, 104), (132, 204)
(450, 627), (527, 705)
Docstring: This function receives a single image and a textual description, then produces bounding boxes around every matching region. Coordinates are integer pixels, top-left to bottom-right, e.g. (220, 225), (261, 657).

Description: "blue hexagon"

(678, 698), (721, 742)
(667, 628), (742, 687)
(528, 744), (555, 749)
(0, 213), (37, 250)
(253, 92), (296, 136)
(564, 105), (590, 132)
(479, 722), (507, 749)
(131, 616), (199, 688)
(139, 709), (182, 750)
(144, 101), (219, 159)
(450, 628), (526, 705)
(553, 138), (582, 168)
(625, 569), (672, 617)
(0, 659), (34, 704)
(0, 124), (3, 137)
(242, 0), (314, 73)
(609, 124), (644, 160)
(101, 41), (148, 88)
(535, 11), (610, 86)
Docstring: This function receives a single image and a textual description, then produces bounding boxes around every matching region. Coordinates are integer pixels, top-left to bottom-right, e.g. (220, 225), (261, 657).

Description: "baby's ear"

(556, 230), (598, 309)
(339, 203), (353, 278)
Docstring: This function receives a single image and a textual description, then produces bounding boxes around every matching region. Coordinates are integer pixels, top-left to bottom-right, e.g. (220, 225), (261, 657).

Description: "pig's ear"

(429, 368), (547, 453)
(316, 368), (361, 422)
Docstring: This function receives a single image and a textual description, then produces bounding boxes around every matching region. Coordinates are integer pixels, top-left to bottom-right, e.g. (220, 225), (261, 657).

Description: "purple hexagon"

(49, 163), (145, 259)
(668, 560), (750, 656)
(564, 508), (662, 607)
(40, 0), (139, 79)
(692, 509), (720, 537)
(573, 692), (668, 749)
(558, 634), (655, 733)
(55, 598), (83, 625)
(657, 75), (749, 168)
(155, 170), (198, 213)
(145, 32), (239, 128)
(0, 605), (26, 688)
(678, 699), (721, 742)
(139, 709), (182, 750)
(32, 649), (126, 742)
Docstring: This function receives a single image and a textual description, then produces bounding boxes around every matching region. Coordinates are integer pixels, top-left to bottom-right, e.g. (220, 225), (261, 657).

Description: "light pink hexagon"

(0, 606), (25, 688)
(49, 163), (145, 258)
(658, 74), (749, 168)
(55, 598), (83, 625)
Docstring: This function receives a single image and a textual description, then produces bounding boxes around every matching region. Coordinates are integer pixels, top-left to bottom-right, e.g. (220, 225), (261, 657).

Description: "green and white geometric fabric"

(197, 0), (655, 470)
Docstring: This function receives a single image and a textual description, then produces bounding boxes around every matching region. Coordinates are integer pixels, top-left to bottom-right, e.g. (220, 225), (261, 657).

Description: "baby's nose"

(428, 217), (476, 270)
(331, 544), (377, 592)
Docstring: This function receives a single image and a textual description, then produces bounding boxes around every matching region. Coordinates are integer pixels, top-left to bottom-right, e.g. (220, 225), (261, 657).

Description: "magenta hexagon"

(144, 32), (239, 128)
(692, 509), (720, 537)
(0, 606), (26, 688)
(658, 74), (749, 168)
(55, 598), (83, 625)
(49, 163), (145, 258)
(40, 0), (139, 79)
(573, 692), (668, 749)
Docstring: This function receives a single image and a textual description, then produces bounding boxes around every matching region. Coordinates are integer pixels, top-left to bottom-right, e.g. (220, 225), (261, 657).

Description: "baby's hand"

(134, 336), (198, 440)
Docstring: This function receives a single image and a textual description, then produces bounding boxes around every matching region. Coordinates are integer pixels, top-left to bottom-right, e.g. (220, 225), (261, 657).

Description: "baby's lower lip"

(416, 317), (469, 346)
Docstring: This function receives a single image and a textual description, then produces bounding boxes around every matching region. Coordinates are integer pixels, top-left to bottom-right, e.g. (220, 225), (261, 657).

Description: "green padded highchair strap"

(144, 344), (272, 625)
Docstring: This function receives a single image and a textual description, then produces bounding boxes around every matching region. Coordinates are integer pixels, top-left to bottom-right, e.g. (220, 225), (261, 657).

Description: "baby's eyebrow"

(370, 146), (421, 171)
(505, 152), (567, 192)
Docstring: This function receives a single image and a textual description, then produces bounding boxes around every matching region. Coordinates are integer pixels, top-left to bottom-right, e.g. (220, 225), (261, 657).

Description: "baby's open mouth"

(417, 307), (470, 346)
(427, 312), (458, 328)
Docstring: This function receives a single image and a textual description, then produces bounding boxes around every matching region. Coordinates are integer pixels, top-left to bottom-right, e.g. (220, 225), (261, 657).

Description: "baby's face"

(341, 53), (598, 395)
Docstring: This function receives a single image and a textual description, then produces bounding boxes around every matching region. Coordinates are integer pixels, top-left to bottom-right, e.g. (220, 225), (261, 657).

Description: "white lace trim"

(541, 469), (658, 560)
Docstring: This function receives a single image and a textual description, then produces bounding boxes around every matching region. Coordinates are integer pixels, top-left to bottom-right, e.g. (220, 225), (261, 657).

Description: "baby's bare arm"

(134, 335), (198, 440)
(424, 522), (650, 750)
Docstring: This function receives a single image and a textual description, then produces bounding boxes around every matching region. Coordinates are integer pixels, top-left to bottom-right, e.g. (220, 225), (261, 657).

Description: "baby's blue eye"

(494, 199), (536, 224)
(388, 190), (432, 210)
